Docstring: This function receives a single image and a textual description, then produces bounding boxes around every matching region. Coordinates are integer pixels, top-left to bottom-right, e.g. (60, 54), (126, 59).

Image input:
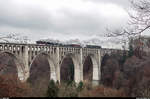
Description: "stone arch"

(100, 53), (110, 79)
(29, 52), (57, 82)
(83, 54), (99, 83)
(60, 53), (81, 83)
(100, 53), (115, 85)
(83, 56), (93, 82)
(0, 51), (25, 81)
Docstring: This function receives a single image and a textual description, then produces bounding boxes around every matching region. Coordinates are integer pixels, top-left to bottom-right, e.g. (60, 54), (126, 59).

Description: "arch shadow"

(0, 51), (25, 81)
(29, 52), (57, 82)
(60, 53), (80, 83)
(83, 54), (99, 83)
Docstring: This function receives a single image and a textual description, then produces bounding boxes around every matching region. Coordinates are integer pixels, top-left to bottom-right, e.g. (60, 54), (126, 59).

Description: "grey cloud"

(0, 1), (52, 30)
(49, 8), (103, 35)
(0, 0), (130, 43)
(84, 0), (130, 8)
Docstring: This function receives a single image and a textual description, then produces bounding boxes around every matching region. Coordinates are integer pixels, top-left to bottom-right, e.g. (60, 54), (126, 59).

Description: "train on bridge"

(36, 40), (101, 49)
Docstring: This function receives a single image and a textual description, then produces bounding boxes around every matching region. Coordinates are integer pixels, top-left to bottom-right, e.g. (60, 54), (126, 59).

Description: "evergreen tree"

(128, 44), (134, 57)
(119, 47), (127, 65)
(46, 80), (59, 97)
(77, 81), (84, 92)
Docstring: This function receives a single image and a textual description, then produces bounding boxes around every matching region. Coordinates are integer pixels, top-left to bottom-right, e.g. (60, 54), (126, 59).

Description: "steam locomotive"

(36, 40), (62, 46)
(36, 40), (101, 49)
(36, 40), (82, 48)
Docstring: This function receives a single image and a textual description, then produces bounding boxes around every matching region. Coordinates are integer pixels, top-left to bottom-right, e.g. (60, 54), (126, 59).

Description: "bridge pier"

(80, 48), (83, 82)
(22, 46), (29, 81)
(56, 47), (60, 83)
(92, 49), (101, 86)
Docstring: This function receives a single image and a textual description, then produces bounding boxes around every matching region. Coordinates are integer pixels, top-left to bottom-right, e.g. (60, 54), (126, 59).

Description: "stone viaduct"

(0, 43), (121, 85)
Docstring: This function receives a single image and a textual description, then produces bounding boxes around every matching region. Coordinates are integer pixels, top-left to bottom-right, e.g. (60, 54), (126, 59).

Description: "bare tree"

(0, 33), (30, 44)
(105, 27), (134, 50)
(105, 0), (150, 51)
(128, 0), (150, 36)
(108, 0), (150, 37)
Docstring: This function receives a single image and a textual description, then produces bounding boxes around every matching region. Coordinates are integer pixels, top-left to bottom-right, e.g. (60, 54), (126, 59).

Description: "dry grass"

(0, 74), (131, 97)
(79, 85), (126, 97)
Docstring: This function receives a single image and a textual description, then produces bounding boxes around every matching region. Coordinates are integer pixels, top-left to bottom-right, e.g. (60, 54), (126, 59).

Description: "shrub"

(0, 74), (32, 97)
(46, 80), (59, 97)
(57, 82), (78, 97)
(77, 81), (84, 92)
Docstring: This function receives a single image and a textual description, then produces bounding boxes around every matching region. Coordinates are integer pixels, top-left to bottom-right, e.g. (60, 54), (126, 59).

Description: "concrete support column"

(49, 59), (57, 82)
(92, 64), (99, 86)
(22, 45), (29, 81)
(19, 46), (23, 60)
(73, 49), (83, 84)
(92, 49), (101, 86)
(80, 48), (83, 82)
(98, 49), (101, 83)
(74, 67), (81, 83)
(55, 47), (60, 82)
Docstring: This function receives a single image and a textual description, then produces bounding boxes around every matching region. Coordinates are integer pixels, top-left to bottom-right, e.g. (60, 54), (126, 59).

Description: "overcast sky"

(0, 0), (131, 43)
